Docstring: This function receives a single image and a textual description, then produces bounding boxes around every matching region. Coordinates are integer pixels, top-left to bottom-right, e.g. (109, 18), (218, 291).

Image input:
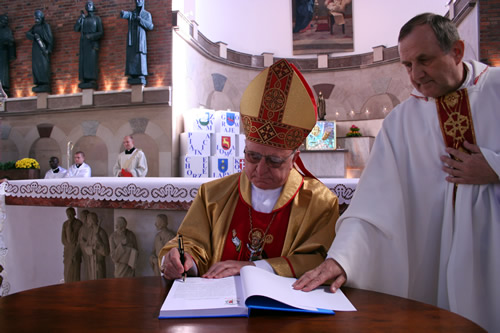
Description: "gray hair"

(398, 13), (460, 53)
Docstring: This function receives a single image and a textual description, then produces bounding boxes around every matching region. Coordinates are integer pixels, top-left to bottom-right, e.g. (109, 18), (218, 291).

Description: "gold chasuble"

(159, 170), (338, 278)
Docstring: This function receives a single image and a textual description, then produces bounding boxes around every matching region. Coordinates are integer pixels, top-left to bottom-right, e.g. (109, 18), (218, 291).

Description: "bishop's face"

(243, 141), (297, 190)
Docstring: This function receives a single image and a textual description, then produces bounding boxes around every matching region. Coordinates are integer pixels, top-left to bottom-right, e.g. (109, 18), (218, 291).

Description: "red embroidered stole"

(436, 89), (476, 151)
(436, 89), (476, 204)
(221, 196), (291, 262)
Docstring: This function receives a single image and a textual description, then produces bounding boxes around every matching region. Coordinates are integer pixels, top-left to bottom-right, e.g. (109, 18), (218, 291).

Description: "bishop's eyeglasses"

(244, 149), (295, 168)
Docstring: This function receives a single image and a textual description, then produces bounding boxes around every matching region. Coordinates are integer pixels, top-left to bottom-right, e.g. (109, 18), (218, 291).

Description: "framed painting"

(292, 0), (354, 55)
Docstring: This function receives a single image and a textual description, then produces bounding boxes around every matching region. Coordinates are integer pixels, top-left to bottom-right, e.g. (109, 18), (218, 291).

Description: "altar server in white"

(294, 13), (500, 332)
(113, 135), (148, 177)
(66, 151), (92, 178)
(44, 156), (67, 179)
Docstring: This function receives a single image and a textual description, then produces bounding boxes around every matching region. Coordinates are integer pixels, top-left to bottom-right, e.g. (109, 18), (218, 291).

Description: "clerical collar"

(76, 164), (82, 168)
(52, 167), (59, 173)
(459, 62), (472, 90)
(251, 184), (283, 214)
(125, 147), (136, 154)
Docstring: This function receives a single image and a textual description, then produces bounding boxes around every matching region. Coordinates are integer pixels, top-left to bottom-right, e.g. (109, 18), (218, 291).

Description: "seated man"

(65, 151), (91, 178)
(113, 135), (148, 177)
(325, 0), (351, 34)
(44, 156), (67, 179)
(159, 59), (339, 280)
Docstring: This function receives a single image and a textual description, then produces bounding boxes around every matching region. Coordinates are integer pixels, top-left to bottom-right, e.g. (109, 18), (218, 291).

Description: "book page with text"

(240, 266), (356, 311)
(161, 276), (246, 311)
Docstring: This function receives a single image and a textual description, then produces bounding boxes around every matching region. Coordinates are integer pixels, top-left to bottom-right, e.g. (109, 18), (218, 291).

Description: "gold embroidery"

(443, 112), (469, 149)
(443, 92), (459, 108)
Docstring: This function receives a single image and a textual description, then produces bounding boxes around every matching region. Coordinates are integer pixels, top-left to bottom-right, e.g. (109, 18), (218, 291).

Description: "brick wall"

(479, 0), (500, 66)
(4, 0), (172, 98)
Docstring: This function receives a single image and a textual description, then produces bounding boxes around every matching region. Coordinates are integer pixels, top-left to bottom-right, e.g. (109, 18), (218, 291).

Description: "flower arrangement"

(15, 158), (40, 169)
(346, 125), (363, 137)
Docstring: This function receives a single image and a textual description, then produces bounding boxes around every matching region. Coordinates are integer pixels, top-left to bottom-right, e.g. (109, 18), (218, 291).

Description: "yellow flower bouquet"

(15, 158), (40, 169)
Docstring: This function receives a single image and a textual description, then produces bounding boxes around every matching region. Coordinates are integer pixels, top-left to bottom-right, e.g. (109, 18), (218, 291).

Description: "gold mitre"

(240, 59), (317, 150)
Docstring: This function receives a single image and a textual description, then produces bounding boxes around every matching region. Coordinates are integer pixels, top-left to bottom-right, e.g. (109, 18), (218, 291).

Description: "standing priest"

(293, 13), (500, 332)
(113, 135), (148, 177)
(159, 59), (339, 280)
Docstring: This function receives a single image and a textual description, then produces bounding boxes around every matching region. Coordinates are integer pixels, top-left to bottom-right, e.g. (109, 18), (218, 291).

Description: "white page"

(161, 276), (246, 311)
(240, 266), (356, 311)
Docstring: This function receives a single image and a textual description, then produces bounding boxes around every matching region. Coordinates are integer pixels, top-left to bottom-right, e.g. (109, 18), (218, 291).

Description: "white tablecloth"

(0, 177), (357, 205)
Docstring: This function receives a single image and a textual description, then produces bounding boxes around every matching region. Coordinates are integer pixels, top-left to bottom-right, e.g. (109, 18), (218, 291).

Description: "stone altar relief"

(61, 207), (83, 283)
(109, 216), (138, 278)
(150, 214), (175, 276)
(78, 212), (109, 280)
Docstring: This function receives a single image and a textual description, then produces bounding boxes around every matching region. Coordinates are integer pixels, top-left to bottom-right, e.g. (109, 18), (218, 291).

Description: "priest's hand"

(202, 260), (255, 279)
(160, 248), (194, 280)
(441, 141), (500, 185)
(292, 258), (346, 293)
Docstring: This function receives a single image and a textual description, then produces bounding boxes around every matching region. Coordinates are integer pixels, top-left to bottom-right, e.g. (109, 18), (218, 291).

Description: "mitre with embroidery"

(240, 59), (317, 150)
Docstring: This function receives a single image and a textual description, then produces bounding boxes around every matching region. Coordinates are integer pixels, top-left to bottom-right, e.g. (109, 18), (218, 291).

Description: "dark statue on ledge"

(120, 0), (154, 86)
(74, 1), (103, 90)
(0, 14), (16, 97)
(317, 91), (326, 121)
(26, 10), (53, 93)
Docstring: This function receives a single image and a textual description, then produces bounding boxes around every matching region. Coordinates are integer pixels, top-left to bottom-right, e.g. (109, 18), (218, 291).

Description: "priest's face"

(123, 136), (134, 150)
(399, 24), (464, 98)
(49, 157), (59, 169)
(243, 141), (297, 190)
(74, 153), (84, 165)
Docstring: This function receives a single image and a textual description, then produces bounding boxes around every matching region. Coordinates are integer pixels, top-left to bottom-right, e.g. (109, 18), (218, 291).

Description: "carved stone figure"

(109, 216), (138, 278)
(318, 91), (326, 121)
(120, 0), (153, 85)
(77, 209), (90, 277)
(74, 1), (103, 89)
(78, 209), (89, 226)
(0, 14), (16, 96)
(61, 207), (83, 282)
(78, 212), (109, 280)
(150, 214), (175, 276)
(26, 10), (53, 93)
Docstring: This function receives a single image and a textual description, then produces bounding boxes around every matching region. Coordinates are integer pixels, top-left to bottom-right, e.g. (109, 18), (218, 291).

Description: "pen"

(178, 234), (186, 282)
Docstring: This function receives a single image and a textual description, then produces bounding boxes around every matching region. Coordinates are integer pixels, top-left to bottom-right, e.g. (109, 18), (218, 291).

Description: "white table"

(0, 176), (357, 295)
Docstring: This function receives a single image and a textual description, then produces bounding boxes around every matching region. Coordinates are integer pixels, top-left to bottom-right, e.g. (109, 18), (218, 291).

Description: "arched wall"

(172, 19), (414, 140)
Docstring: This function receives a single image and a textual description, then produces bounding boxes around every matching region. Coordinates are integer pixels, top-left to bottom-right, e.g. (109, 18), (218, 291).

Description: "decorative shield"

(226, 112), (235, 126)
(218, 159), (228, 172)
(221, 136), (231, 150)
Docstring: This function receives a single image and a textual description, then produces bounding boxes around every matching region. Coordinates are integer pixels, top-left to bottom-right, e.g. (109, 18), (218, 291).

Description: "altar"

(0, 177), (357, 295)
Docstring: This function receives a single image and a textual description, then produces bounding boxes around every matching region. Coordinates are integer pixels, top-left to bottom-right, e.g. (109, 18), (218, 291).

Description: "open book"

(159, 265), (356, 319)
